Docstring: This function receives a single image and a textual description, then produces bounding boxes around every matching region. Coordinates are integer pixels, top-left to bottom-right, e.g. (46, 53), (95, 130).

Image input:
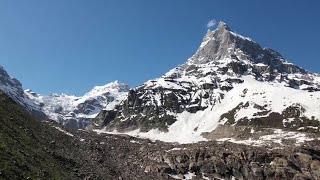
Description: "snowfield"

(95, 75), (320, 144)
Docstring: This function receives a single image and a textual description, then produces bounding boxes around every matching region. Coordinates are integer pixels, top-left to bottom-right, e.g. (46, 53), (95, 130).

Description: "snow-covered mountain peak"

(85, 80), (129, 98)
(205, 21), (252, 43)
(25, 81), (130, 129)
(151, 22), (319, 93)
(188, 23), (257, 65)
(217, 21), (230, 30)
(182, 21), (310, 82)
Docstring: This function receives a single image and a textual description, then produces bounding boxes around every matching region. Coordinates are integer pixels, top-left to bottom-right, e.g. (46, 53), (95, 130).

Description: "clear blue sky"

(0, 0), (319, 95)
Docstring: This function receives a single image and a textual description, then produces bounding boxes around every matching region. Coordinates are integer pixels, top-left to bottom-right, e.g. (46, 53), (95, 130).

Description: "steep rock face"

(26, 81), (129, 129)
(94, 21), (320, 143)
(0, 66), (46, 118)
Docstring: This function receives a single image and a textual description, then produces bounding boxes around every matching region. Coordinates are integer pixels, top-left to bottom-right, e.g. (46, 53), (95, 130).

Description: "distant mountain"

(0, 66), (45, 118)
(0, 64), (129, 129)
(25, 81), (129, 129)
(94, 21), (320, 144)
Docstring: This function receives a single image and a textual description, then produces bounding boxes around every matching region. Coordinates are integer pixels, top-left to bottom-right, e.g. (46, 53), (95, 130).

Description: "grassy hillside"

(0, 91), (79, 179)
(0, 90), (115, 179)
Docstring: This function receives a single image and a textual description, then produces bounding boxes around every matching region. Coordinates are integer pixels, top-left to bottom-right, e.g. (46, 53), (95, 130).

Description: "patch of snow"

(255, 63), (267, 67)
(184, 172), (196, 179)
(230, 31), (254, 42)
(166, 147), (187, 152)
(168, 172), (196, 180)
(218, 129), (315, 147)
(260, 129), (314, 145)
(168, 174), (182, 179)
(53, 126), (74, 137)
(250, 128), (255, 133)
(217, 138), (264, 146)
(202, 173), (210, 180)
(129, 140), (141, 144)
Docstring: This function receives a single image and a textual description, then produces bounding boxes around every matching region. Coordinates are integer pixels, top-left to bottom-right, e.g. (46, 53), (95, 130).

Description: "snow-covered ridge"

(0, 66), (45, 118)
(25, 81), (129, 129)
(84, 80), (127, 98)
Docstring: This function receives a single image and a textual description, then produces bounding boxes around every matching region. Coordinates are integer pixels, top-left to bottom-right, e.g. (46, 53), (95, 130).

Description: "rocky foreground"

(1, 90), (320, 180)
(5, 128), (320, 180)
(2, 100), (320, 180)
(79, 131), (320, 180)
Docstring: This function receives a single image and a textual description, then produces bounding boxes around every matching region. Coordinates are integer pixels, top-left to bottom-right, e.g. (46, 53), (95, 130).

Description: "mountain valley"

(1, 21), (320, 179)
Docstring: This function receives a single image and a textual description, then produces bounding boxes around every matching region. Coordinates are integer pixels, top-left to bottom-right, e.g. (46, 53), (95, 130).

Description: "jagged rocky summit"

(94, 21), (320, 144)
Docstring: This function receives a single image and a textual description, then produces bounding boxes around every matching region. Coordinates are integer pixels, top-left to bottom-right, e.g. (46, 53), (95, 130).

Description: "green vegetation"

(0, 91), (76, 179)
